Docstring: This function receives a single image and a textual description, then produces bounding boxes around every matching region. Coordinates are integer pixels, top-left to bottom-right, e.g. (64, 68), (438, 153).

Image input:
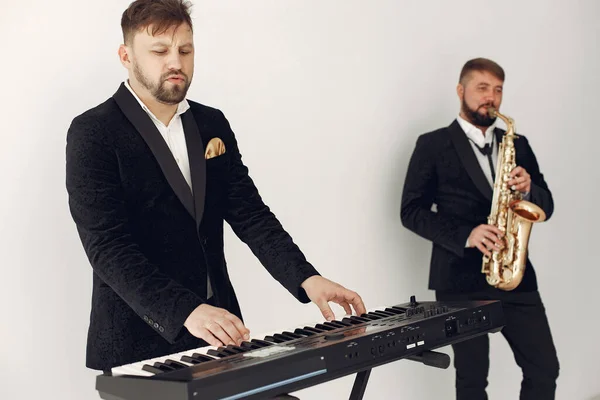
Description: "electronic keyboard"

(96, 295), (505, 400)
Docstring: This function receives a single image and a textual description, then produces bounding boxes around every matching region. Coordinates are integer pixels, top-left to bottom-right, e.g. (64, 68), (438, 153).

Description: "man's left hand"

(301, 275), (366, 321)
(508, 166), (531, 194)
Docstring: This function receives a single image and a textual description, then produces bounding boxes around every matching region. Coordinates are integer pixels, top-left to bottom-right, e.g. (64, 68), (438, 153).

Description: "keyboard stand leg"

(349, 369), (371, 400)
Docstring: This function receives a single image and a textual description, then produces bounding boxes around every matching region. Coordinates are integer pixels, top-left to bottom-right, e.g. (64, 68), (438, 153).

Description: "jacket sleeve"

(65, 117), (202, 344)
(218, 112), (320, 303)
(518, 135), (554, 221)
(400, 134), (476, 257)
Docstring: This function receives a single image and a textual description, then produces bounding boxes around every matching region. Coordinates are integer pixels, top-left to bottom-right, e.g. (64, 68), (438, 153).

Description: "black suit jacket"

(400, 119), (553, 293)
(65, 83), (319, 370)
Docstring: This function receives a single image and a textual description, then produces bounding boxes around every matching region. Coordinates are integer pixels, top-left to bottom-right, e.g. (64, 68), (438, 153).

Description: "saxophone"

(481, 107), (546, 291)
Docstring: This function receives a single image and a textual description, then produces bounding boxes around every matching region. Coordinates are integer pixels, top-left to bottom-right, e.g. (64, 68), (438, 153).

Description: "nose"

(482, 93), (497, 107)
(166, 52), (183, 71)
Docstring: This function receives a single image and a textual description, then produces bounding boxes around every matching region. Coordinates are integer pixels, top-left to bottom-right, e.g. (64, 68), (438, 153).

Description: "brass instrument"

(481, 107), (546, 291)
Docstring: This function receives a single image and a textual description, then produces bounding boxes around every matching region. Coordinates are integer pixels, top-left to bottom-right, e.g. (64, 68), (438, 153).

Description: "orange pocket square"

(205, 137), (226, 159)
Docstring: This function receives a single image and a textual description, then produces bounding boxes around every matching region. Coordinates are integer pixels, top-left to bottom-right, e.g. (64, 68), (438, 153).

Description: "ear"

(118, 44), (131, 69)
(456, 83), (464, 101)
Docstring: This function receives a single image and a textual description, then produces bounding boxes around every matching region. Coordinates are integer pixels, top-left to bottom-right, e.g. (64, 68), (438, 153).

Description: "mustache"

(162, 71), (188, 81)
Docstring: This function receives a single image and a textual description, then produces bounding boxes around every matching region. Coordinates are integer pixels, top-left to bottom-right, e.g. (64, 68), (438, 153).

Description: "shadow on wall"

(587, 395), (600, 400)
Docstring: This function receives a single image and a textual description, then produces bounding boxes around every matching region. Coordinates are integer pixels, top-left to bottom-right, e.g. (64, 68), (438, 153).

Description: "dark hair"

(459, 58), (505, 84)
(121, 0), (193, 45)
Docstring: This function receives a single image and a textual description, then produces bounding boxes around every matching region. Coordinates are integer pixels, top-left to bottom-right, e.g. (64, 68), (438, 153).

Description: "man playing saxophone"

(400, 58), (559, 400)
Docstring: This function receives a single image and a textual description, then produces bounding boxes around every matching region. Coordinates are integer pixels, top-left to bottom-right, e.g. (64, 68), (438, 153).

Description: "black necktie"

(469, 138), (496, 182)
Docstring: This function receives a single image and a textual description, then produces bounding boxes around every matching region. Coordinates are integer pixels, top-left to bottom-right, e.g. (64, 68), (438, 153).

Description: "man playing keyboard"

(65, 1), (366, 398)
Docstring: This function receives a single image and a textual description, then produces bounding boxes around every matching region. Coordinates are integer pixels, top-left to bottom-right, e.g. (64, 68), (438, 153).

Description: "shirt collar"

(123, 80), (190, 125)
(457, 114), (497, 148)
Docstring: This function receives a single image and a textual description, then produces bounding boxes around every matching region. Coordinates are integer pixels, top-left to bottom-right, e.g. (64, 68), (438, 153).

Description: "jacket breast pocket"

(204, 153), (230, 207)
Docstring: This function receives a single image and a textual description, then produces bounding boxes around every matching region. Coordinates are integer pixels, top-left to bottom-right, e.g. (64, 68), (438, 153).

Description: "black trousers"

(435, 289), (559, 400)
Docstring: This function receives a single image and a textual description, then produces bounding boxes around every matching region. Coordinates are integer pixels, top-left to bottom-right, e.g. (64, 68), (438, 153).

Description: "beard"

(133, 62), (191, 105)
(461, 98), (496, 127)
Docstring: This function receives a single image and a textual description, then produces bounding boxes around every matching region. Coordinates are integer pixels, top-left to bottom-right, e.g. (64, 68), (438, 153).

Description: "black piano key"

(274, 333), (298, 341)
(218, 347), (240, 356)
(370, 311), (394, 318)
(264, 335), (286, 344)
(323, 321), (346, 329)
(385, 307), (404, 315)
(349, 316), (371, 323)
(181, 356), (202, 364)
(272, 333), (294, 342)
(282, 331), (304, 339)
(141, 364), (166, 374)
(342, 317), (363, 325)
(314, 324), (335, 331)
(361, 313), (382, 320)
(378, 310), (398, 317)
(206, 349), (232, 358)
(392, 306), (407, 312)
(152, 362), (176, 372)
(164, 359), (188, 369)
(190, 353), (216, 362)
(224, 345), (246, 353)
(303, 326), (325, 334)
(241, 341), (262, 349)
(251, 339), (274, 347)
(332, 319), (353, 327)
(294, 328), (316, 336)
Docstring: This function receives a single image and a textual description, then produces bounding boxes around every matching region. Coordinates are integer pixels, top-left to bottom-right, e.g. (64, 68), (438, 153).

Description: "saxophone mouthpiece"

(487, 107), (497, 118)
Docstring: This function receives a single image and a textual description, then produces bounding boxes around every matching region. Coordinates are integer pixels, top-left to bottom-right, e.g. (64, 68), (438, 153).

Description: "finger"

(507, 176), (522, 186)
(483, 232), (503, 249)
(195, 327), (223, 347)
(514, 182), (529, 192)
(217, 318), (244, 345)
(483, 225), (504, 237)
(315, 299), (335, 321)
(206, 322), (235, 347)
(225, 313), (250, 341)
(480, 238), (493, 252)
(350, 295), (367, 316)
(339, 290), (366, 316)
(510, 166), (524, 177)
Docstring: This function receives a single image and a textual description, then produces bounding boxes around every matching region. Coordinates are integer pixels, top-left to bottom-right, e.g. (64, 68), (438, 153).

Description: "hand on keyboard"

(184, 304), (250, 347)
(300, 276), (366, 322)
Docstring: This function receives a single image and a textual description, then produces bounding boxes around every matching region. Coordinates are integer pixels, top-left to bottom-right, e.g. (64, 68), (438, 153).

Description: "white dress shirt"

(457, 115), (498, 188)
(124, 80), (213, 299)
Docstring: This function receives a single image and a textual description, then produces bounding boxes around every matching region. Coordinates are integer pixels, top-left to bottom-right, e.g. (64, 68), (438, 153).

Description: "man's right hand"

(467, 224), (505, 257)
(184, 304), (250, 347)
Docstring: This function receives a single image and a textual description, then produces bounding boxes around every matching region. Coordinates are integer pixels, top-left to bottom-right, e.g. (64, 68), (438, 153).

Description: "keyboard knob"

(410, 295), (417, 307)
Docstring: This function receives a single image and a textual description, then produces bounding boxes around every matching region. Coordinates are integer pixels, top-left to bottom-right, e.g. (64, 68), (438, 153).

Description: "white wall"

(1, 1), (599, 399)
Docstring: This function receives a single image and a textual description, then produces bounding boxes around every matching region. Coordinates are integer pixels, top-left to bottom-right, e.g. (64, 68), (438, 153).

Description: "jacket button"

(148, 319), (154, 325)
(154, 322), (159, 329)
(159, 326), (165, 333)
(143, 315), (149, 322)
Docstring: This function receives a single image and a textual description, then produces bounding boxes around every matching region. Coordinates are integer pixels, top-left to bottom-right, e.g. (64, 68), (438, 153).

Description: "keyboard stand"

(348, 350), (451, 400)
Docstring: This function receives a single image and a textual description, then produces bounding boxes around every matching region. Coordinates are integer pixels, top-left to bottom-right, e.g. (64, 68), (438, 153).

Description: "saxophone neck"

(487, 107), (516, 137)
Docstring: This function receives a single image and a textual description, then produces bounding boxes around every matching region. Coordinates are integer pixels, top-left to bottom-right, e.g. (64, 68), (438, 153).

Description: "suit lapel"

(448, 119), (493, 201)
(494, 128), (505, 149)
(112, 83), (195, 219)
(181, 110), (206, 229)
